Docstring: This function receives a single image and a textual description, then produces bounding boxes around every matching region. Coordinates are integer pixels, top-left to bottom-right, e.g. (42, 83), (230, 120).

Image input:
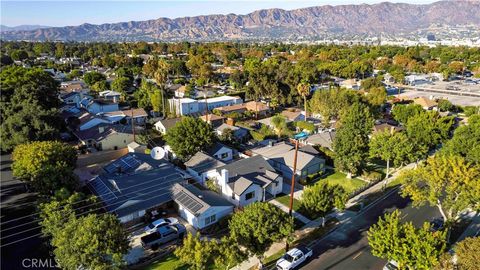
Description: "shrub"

(362, 171), (383, 182)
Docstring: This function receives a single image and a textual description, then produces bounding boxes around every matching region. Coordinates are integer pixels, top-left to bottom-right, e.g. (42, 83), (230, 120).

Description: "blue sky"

(1, 1), (437, 27)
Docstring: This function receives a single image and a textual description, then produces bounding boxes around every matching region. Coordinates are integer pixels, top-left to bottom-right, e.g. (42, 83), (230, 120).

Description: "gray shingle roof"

(253, 142), (324, 170)
(185, 152), (226, 173)
(218, 155), (279, 195)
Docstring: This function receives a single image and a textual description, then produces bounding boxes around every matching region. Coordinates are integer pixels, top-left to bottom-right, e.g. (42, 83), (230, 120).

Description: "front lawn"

(142, 254), (188, 270)
(275, 193), (301, 212)
(320, 172), (367, 194)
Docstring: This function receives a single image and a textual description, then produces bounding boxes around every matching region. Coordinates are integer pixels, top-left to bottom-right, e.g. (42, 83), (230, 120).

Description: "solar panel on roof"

(175, 191), (203, 214)
(89, 178), (117, 203)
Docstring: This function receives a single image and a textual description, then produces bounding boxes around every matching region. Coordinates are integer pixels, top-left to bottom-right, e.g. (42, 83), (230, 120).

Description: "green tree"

(368, 210), (446, 269)
(392, 104), (423, 125)
(111, 76), (131, 97)
(299, 182), (348, 223)
(165, 117), (215, 159)
(83, 71), (106, 87)
(212, 236), (247, 270)
(91, 80), (109, 92)
(51, 214), (128, 270)
(365, 86), (387, 107)
(174, 233), (213, 270)
(10, 49), (29, 61)
(441, 115), (480, 163)
(437, 99), (455, 112)
(369, 131), (414, 180)
(333, 102), (374, 177)
(12, 141), (78, 194)
(229, 202), (294, 255)
(405, 111), (454, 160)
(270, 114), (288, 136)
(463, 106), (479, 117)
(66, 69), (82, 80)
(309, 88), (359, 125)
(455, 237), (480, 270)
(361, 77), (384, 90)
(399, 155), (480, 224)
(297, 81), (310, 120)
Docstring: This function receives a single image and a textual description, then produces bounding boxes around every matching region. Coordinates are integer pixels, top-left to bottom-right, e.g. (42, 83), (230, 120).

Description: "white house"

(185, 152), (226, 184)
(168, 96), (243, 116)
(99, 90), (121, 103)
(154, 117), (182, 135)
(172, 183), (233, 229)
(205, 142), (234, 162)
(207, 156), (283, 207)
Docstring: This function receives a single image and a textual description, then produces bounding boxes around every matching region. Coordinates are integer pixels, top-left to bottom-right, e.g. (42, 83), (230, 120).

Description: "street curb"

(305, 186), (400, 249)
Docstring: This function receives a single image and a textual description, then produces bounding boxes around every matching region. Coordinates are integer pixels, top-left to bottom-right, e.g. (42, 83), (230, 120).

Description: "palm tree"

(297, 81), (311, 121)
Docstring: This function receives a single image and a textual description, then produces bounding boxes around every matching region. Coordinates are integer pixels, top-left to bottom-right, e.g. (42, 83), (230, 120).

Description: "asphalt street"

(1, 154), (56, 270)
(300, 189), (441, 270)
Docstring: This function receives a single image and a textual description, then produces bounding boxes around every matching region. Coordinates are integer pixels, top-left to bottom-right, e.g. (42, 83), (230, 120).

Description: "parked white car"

(383, 260), (399, 270)
(276, 246), (312, 270)
(144, 217), (178, 234)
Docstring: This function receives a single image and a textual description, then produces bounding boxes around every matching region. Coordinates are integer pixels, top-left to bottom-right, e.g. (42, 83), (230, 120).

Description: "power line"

(1, 168), (187, 225)
(1, 179), (200, 248)
(1, 172), (186, 232)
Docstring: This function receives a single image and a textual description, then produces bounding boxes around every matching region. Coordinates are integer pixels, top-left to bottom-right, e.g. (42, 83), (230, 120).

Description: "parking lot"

(397, 90), (480, 106)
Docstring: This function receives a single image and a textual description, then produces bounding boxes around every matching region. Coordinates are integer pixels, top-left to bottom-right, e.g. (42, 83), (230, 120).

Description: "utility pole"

(204, 92), (209, 123)
(286, 139), (299, 252)
(131, 107), (135, 142)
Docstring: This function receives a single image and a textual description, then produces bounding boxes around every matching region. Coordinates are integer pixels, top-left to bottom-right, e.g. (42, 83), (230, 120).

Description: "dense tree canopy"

(399, 154), (480, 223)
(229, 202), (294, 255)
(442, 115), (480, 163)
(368, 210), (446, 269)
(299, 182), (348, 221)
(333, 102), (374, 177)
(0, 66), (61, 151)
(165, 117), (215, 159)
(12, 141), (78, 194)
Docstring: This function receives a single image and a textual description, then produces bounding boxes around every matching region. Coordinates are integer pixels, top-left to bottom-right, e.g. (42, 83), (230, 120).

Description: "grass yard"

(142, 254), (188, 270)
(275, 193), (301, 212)
(321, 172), (367, 194)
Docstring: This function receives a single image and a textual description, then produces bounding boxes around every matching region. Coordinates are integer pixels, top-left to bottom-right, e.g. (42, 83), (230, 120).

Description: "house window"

(221, 152), (229, 159)
(205, 214), (216, 225)
(245, 191), (255, 201)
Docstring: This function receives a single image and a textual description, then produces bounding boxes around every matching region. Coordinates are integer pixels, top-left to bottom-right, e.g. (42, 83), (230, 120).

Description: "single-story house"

(74, 124), (135, 151)
(303, 131), (336, 150)
(77, 112), (111, 131)
(88, 153), (186, 223)
(122, 108), (148, 125)
(200, 114), (225, 127)
(372, 123), (404, 135)
(413, 97), (438, 111)
(253, 142), (326, 180)
(154, 117), (182, 135)
(185, 152), (226, 184)
(281, 109), (306, 122)
(172, 183), (233, 229)
(215, 123), (250, 142)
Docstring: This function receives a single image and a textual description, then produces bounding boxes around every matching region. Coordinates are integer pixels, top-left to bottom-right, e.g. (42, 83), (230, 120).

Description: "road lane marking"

(402, 213), (409, 219)
(353, 251), (363, 260)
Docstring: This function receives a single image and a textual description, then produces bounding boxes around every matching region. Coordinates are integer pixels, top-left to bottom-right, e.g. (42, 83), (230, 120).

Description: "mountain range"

(0, 25), (51, 32)
(1, 0), (479, 42)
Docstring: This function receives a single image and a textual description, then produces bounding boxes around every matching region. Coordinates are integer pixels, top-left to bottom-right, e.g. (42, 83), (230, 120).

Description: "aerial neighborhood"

(1, 9), (480, 270)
